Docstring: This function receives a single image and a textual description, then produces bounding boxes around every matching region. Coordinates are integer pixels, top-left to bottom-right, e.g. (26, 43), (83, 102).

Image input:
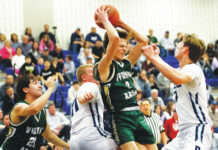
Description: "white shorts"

(162, 125), (212, 150)
(69, 127), (118, 150)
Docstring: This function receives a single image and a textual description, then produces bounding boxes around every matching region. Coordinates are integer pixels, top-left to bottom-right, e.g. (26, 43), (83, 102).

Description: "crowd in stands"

(0, 24), (218, 149)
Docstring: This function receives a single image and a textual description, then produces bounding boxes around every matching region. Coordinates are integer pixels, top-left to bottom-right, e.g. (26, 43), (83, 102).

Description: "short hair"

(151, 89), (158, 94)
(5, 86), (13, 92)
(17, 74), (37, 99)
(48, 101), (55, 108)
(183, 34), (206, 63)
(76, 64), (94, 83)
(103, 30), (128, 50)
(25, 56), (31, 60)
(66, 55), (72, 61)
(141, 99), (151, 106)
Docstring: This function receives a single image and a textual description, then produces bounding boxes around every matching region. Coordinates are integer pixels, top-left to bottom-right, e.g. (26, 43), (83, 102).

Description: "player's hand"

(95, 5), (110, 24)
(141, 45), (160, 60)
(82, 92), (94, 102)
(45, 76), (55, 90)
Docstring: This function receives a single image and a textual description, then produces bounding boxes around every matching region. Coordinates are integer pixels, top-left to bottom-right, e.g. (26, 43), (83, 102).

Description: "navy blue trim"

(89, 103), (107, 137)
(200, 125), (205, 142)
(195, 93), (199, 104)
(176, 85), (181, 88)
(195, 93), (206, 124)
(189, 92), (203, 124)
(195, 125), (199, 141)
(71, 98), (79, 116)
(195, 145), (200, 150)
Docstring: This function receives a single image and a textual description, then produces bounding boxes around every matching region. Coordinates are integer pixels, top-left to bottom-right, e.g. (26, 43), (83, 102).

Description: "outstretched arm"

(12, 77), (55, 117)
(142, 46), (192, 85)
(119, 20), (148, 66)
(96, 6), (120, 82)
(42, 124), (70, 150)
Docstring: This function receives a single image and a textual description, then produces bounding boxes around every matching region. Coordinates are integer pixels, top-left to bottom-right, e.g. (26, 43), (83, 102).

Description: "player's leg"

(120, 141), (139, 150)
(135, 142), (147, 150)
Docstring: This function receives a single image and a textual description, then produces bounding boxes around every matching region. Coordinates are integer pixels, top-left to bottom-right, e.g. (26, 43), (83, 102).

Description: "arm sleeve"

(180, 64), (200, 80)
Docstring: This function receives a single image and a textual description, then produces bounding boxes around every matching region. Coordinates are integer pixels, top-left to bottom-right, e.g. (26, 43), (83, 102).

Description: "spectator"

(198, 53), (213, 77)
(154, 104), (165, 123)
(208, 100), (218, 133)
(174, 32), (183, 47)
(40, 48), (53, 62)
(164, 110), (179, 143)
(25, 27), (35, 44)
(149, 74), (159, 90)
(50, 44), (64, 71)
(134, 70), (151, 98)
(46, 101), (71, 142)
(10, 33), (20, 50)
(92, 40), (105, 61)
(136, 89), (143, 104)
(0, 40), (16, 68)
(28, 41), (41, 65)
(39, 24), (56, 44)
(147, 29), (159, 45)
(156, 72), (173, 99)
(63, 55), (75, 83)
(160, 31), (175, 57)
(39, 34), (54, 52)
(148, 89), (165, 111)
(211, 51), (218, 75)
(35, 57), (45, 75)
(142, 59), (159, 76)
(85, 27), (102, 47)
(51, 57), (65, 85)
(0, 75), (15, 99)
(2, 87), (19, 114)
(0, 33), (6, 49)
(40, 60), (56, 86)
(12, 47), (25, 73)
(78, 48), (95, 65)
(18, 35), (32, 56)
(69, 28), (84, 54)
(140, 99), (167, 150)
(67, 81), (80, 102)
(206, 43), (215, 64)
(0, 114), (10, 145)
(20, 56), (37, 76)
(163, 101), (175, 122)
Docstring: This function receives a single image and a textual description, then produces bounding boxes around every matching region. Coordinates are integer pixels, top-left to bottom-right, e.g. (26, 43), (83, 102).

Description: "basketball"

(94, 5), (120, 29)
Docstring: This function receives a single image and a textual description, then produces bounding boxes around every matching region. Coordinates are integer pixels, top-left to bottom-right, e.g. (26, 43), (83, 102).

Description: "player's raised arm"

(95, 6), (120, 82)
(13, 76), (55, 117)
(119, 20), (149, 66)
(142, 45), (192, 85)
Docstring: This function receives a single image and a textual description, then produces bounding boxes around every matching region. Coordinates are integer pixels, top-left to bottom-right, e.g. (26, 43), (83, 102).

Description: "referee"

(140, 99), (167, 150)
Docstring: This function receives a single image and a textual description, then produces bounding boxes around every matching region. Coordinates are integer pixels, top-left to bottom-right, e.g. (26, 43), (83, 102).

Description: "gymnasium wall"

(0, 0), (218, 49)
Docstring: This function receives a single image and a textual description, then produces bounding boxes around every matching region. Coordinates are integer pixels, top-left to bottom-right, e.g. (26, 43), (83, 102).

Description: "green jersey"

(1, 101), (47, 150)
(94, 59), (138, 112)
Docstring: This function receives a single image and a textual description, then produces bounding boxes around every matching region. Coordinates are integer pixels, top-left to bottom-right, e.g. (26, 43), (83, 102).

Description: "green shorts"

(111, 110), (155, 146)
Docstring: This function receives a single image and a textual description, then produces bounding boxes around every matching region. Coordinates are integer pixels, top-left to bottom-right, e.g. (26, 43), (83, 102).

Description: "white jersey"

(70, 82), (117, 150)
(71, 82), (107, 136)
(174, 63), (212, 129)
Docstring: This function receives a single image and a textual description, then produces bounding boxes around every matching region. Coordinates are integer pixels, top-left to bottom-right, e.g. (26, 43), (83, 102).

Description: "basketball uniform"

(163, 64), (212, 150)
(94, 59), (155, 145)
(69, 82), (117, 150)
(1, 101), (47, 150)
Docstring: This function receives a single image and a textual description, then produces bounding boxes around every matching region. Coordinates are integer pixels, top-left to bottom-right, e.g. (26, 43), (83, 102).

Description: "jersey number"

(26, 137), (36, 148)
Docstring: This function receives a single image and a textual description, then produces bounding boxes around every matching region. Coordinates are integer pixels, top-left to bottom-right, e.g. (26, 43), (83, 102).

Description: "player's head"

(17, 74), (42, 100)
(175, 34), (206, 63)
(76, 64), (98, 85)
(103, 30), (128, 61)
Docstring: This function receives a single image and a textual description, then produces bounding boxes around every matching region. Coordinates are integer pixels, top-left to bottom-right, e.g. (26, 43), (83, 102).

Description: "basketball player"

(69, 64), (118, 150)
(142, 34), (212, 150)
(93, 6), (157, 150)
(1, 75), (70, 150)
